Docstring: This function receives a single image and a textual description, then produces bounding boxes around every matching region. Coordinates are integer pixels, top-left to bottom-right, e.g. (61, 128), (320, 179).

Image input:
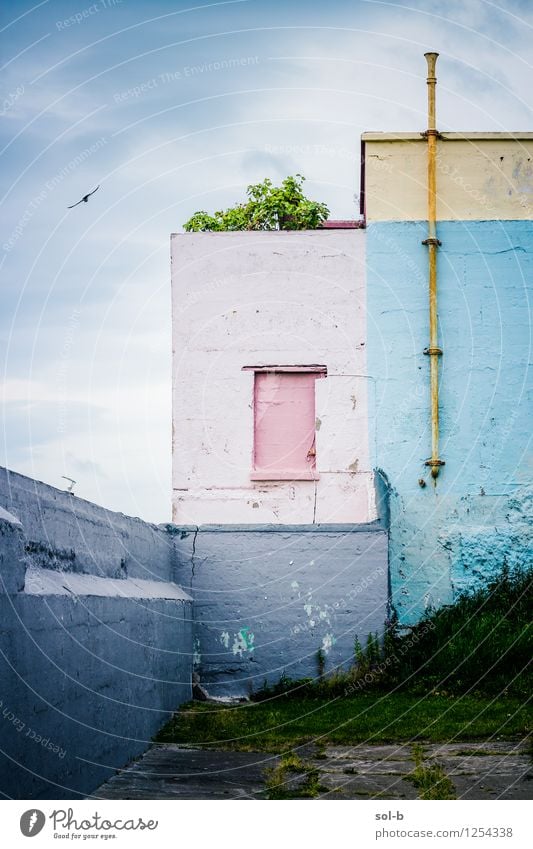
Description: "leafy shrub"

(183, 175), (329, 232)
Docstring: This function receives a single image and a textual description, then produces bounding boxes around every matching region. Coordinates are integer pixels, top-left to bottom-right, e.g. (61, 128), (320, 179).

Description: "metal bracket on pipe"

(424, 460), (446, 479)
(420, 130), (444, 139)
(423, 346), (443, 356)
(422, 237), (441, 246)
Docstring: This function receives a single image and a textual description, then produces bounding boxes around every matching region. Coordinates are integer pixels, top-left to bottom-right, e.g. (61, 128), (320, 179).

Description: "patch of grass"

(155, 693), (531, 752)
(264, 752), (322, 799)
(406, 744), (456, 800)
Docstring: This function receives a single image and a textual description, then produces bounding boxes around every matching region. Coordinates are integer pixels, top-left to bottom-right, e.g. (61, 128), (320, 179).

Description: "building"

(171, 131), (533, 693)
(1, 124), (531, 799)
(171, 225), (374, 525)
(363, 131), (533, 620)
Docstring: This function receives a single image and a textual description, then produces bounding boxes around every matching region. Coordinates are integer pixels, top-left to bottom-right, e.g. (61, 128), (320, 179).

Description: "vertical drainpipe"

(422, 52), (445, 481)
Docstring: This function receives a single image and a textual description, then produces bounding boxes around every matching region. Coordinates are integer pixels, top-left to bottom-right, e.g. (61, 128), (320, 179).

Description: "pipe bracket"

(422, 237), (442, 246)
(421, 130), (443, 139)
(423, 346), (443, 356)
(425, 458), (445, 479)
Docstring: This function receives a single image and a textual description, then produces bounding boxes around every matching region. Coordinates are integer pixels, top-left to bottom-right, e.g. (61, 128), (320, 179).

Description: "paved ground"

(94, 741), (532, 800)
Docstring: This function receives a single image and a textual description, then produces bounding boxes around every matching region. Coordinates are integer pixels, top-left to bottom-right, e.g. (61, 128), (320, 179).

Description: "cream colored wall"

(363, 134), (533, 221)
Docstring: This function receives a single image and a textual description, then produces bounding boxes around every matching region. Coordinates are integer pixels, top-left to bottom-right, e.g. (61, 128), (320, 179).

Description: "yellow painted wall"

(363, 134), (533, 221)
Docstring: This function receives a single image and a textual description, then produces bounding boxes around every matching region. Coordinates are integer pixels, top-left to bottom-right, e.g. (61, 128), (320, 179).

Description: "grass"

(155, 692), (531, 753)
(264, 752), (322, 799)
(405, 744), (456, 800)
(382, 566), (532, 698)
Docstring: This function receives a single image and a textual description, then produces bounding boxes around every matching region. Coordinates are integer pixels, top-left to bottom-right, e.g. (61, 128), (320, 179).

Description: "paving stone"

(93, 741), (533, 801)
(319, 772), (419, 800)
(325, 744), (413, 762)
(452, 775), (532, 801)
(94, 745), (279, 800)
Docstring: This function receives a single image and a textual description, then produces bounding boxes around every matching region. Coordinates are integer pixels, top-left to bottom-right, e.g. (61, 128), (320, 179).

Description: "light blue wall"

(366, 220), (532, 623)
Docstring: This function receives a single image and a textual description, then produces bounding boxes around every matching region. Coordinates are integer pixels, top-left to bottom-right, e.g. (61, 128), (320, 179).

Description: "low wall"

(172, 523), (388, 697)
(0, 468), (193, 800)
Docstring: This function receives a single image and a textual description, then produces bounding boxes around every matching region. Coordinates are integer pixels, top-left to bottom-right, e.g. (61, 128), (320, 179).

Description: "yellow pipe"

(423, 52), (444, 480)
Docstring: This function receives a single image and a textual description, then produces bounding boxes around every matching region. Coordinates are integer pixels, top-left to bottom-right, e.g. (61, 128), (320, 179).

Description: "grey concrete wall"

(0, 466), (176, 582)
(0, 468), (193, 800)
(172, 524), (388, 697)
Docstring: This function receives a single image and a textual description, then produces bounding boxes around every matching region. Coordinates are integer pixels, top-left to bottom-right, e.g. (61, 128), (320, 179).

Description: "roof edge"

(362, 131), (533, 141)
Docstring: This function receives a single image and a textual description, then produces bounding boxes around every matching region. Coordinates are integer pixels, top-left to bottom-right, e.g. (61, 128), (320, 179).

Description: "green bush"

(183, 175), (329, 232)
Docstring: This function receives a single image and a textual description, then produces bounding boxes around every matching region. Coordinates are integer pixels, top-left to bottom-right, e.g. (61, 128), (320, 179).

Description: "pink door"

(252, 372), (320, 480)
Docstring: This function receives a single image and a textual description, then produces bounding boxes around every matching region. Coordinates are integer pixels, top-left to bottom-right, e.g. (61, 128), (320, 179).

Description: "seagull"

(67, 185), (99, 208)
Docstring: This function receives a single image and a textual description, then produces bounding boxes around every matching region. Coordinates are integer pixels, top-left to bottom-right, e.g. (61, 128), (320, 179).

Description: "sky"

(1, 0), (532, 523)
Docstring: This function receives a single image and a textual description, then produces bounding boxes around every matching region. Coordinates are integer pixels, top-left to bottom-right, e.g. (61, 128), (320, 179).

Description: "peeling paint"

(232, 627), (255, 657)
(322, 633), (335, 653)
(193, 637), (201, 669)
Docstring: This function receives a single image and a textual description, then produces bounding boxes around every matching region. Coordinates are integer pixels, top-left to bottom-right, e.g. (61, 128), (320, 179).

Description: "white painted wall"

(171, 230), (375, 524)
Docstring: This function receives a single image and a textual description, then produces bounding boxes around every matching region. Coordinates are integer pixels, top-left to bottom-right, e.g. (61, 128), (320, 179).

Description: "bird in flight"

(67, 185), (99, 208)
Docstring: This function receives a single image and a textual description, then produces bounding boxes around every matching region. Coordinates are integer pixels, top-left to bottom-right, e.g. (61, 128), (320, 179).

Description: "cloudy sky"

(1, 0), (532, 523)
